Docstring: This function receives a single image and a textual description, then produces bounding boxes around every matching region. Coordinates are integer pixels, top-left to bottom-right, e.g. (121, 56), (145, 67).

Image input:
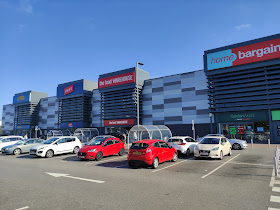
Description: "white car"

(0, 136), (24, 151)
(168, 136), (198, 156)
(29, 136), (82, 158)
(194, 136), (232, 160)
(228, 139), (248, 150)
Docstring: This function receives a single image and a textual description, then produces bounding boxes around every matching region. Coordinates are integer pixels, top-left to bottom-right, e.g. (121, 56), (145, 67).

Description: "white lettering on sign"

(238, 44), (280, 59)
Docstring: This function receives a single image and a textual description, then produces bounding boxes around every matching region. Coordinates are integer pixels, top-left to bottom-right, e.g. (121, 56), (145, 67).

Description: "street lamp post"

(209, 113), (213, 134)
(136, 62), (144, 141)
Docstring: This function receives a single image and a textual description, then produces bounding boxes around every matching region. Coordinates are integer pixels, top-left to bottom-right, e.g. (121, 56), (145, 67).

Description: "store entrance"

(220, 122), (270, 143)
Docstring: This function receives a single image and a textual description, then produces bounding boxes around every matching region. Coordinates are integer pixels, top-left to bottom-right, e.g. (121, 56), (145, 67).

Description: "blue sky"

(1, 0), (280, 119)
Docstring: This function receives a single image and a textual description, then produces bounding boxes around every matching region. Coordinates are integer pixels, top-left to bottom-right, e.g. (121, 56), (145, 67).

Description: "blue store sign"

(57, 81), (84, 98)
(13, 93), (30, 105)
(60, 122), (83, 129)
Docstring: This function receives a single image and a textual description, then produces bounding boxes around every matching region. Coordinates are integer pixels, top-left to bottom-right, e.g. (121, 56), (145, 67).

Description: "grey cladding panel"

(196, 109), (209, 115)
(182, 87), (195, 92)
(152, 87), (163, 93)
(152, 104), (164, 109)
(164, 81), (181, 86)
(164, 116), (182, 121)
(196, 89), (208, 95)
(182, 106), (196, 110)
(164, 98), (182, 104)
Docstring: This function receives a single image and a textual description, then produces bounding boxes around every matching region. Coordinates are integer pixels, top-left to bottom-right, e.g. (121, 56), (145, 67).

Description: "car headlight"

(38, 147), (45, 150)
(211, 147), (219, 151)
(88, 149), (96, 152)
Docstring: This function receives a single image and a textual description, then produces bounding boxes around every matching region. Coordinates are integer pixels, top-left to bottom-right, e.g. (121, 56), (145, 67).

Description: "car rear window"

(168, 138), (183, 143)
(130, 143), (149, 149)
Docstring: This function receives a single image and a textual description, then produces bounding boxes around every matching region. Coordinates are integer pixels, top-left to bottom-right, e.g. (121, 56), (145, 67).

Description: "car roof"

(133, 139), (165, 144)
(169, 136), (192, 139)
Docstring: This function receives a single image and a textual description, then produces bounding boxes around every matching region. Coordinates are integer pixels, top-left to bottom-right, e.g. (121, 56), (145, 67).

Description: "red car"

(127, 140), (178, 169)
(77, 136), (125, 161)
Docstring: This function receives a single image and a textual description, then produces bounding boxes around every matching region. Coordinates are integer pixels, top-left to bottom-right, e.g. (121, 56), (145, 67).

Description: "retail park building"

(2, 34), (280, 143)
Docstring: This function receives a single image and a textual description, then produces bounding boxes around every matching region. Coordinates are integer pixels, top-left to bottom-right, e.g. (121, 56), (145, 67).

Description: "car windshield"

(43, 138), (59, 144)
(130, 143), (149, 149)
(15, 140), (25, 145)
(88, 137), (107, 146)
(200, 138), (220, 144)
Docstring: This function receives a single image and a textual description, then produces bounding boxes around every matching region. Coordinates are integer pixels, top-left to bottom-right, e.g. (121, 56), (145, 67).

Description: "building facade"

(204, 33), (280, 143)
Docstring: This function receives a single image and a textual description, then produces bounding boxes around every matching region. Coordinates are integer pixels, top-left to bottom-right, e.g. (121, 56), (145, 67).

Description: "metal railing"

(274, 146), (279, 177)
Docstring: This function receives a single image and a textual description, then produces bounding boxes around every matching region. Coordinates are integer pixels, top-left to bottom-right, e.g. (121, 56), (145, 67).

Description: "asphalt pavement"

(0, 146), (279, 210)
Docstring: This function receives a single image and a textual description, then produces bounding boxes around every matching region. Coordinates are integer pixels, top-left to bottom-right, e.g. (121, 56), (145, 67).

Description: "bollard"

(251, 137), (253, 148)
(268, 138), (270, 148)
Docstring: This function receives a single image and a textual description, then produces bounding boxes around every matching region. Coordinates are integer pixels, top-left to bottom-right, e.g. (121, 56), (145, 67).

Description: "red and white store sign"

(104, 119), (135, 126)
(64, 84), (74, 95)
(68, 123), (73, 127)
(98, 72), (135, 88)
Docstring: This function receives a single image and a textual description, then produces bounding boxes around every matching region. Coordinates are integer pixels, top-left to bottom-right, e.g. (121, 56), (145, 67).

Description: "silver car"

(1, 138), (44, 155)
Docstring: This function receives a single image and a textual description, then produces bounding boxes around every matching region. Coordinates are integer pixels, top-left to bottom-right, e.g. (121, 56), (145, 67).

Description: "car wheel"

(45, 150), (54, 158)
(220, 151), (223, 160)
(13, 148), (21, 155)
(228, 148), (232, 156)
(172, 153), (178, 162)
(118, 148), (124, 156)
(95, 152), (103, 161)
(232, 143), (241, 150)
(152, 157), (159, 169)
(186, 149), (190, 157)
(73, 146), (79, 154)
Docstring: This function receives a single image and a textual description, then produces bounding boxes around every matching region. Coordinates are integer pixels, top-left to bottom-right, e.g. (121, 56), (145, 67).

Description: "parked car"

(127, 140), (178, 169)
(77, 136), (125, 161)
(29, 136), (82, 158)
(1, 138), (44, 155)
(194, 136), (231, 160)
(228, 139), (248, 150)
(167, 136), (198, 156)
(0, 136), (24, 151)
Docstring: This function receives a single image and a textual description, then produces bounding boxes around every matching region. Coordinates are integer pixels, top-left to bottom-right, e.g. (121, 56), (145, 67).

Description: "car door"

(65, 137), (76, 152)
(158, 141), (172, 162)
(152, 141), (163, 161)
(113, 139), (121, 154)
(55, 138), (68, 154)
(102, 140), (114, 156)
(220, 138), (229, 154)
(21, 139), (35, 153)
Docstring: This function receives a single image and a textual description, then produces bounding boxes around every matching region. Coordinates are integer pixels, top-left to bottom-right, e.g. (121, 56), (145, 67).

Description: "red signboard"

(68, 123), (73, 127)
(104, 119), (135, 126)
(232, 38), (280, 66)
(64, 84), (74, 95)
(98, 72), (135, 88)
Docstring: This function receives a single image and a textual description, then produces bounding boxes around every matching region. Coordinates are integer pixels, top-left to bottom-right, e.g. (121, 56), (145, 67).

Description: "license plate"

(79, 156), (85, 159)
(133, 152), (142, 155)
(200, 152), (209, 156)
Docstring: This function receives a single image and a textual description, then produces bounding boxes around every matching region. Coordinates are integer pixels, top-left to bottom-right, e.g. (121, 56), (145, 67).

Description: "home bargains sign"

(207, 38), (280, 70)
(104, 119), (135, 126)
(98, 72), (135, 88)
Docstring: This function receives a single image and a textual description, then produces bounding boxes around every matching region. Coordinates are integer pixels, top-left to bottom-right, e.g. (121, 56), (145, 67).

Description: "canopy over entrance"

(128, 125), (172, 143)
(47, 129), (71, 139)
(74, 128), (99, 142)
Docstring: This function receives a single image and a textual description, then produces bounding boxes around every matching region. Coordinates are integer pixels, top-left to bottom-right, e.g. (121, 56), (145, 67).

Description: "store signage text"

(104, 119), (135, 126)
(98, 72), (135, 88)
(207, 38), (280, 70)
(68, 123), (73, 127)
(230, 113), (254, 121)
(64, 84), (74, 95)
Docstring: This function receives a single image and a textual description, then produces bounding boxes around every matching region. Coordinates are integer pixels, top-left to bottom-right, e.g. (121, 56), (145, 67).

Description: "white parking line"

(268, 208), (280, 210)
(271, 195), (280, 203)
(274, 180), (280, 185)
(270, 168), (276, 187)
(151, 159), (194, 173)
(84, 156), (126, 165)
(272, 187), (280, 193)
(201, 154), (240, 179)
(15, 206), (29, 210)
(229, 162), (273, 167)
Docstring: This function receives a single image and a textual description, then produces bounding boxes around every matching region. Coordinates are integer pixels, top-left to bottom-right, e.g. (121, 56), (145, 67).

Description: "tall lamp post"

(209, 113), (213, 134)
(136, 62), (144, 141)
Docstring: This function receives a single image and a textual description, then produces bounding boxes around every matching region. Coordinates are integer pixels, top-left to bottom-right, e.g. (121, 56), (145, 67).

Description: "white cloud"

(18, 24), (26, 32)
(235, 24), (251, 31)
(19, 0), (33, 14)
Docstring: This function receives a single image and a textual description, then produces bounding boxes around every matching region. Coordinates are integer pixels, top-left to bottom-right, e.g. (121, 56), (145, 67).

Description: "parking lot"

(0, 145), (279, 210)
